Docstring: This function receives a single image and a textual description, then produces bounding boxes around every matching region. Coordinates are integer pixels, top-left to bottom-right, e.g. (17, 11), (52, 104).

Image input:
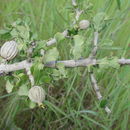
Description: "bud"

(0, 41), (18, 60)
(40, 49), (45, 56)
(28, 86), (45, 105)
(79, 20), (90, 30)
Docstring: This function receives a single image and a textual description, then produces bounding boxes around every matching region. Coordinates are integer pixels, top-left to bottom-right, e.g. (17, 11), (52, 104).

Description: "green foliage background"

(0, 0), (130, 129)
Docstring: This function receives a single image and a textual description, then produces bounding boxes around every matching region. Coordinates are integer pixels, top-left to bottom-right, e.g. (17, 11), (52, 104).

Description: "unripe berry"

(40, 49), (45, 56)
(79, 20), (90, 30)
(28, 86), (45, 105)
(0, 41), (18, 60)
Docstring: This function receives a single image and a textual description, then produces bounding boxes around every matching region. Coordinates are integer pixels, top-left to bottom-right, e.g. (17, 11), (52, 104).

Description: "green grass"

(0, 0), (130, 129)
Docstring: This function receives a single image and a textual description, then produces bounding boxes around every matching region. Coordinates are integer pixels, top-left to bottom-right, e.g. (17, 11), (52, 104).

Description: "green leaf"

(68, 28), (78, 36)
(0, 29), (10, 35)
(55, 32), (65, 42)
(29, 101), (36, 109)
(10, 29), (19, 38)
(18, 85), (29, 96)
(34, 40), (46, 54)
(100, 99), (108, 108)
(72, 35), (84, 59)
(16, 25), (30, 41)
(99, 57), (120, 69)
(44, 47), (59, 62)
(52, 63), (67, 80)
(41, 75), (52, 83)
(93, 12), (106, 31)
(57, 63), (67, 77)
(0, 28), (11, 39)
(33, 57), (44, 70)
(11, 18), (22, 27)
(17, 39), (27, 51)
(6, 80), (14, 93)
(109, 57), (120, 69)
(116, 0), (121, 10)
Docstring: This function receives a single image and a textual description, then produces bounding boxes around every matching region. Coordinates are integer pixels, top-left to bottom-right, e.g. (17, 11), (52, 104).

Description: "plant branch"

(72, 0), (83, 24)
(90, 72), (111, 114)
(89, 31), (111, 114)
(46, 0), (83, 47)
(25, 66), (35, 87)
(0, 58), (130, 75)
(46, 30), (68, 46)
(72, 0), (77, 6)
(89, 31), (99, 58)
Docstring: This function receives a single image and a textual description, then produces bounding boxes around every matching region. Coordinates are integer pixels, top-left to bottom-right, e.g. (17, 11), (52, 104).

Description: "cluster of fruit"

(0, 41), (46, 107)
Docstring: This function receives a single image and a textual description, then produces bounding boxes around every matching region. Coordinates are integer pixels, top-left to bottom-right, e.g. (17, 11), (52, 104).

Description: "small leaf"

(6, 80), (14, 93)
(100, 99), (108, 108)
(52, 63), (67, 80)
(109, 57), (120, 69)
(72, 35), (84, 59)
(55, 32), (65, 42)
(0, 29), (11, 39)
(41, 75), (52, 83)
(16, 25), (30, 41)
(93, 12), (106, 31)
(18, 85), (29, 96)
(33, 57), (44, 70)
(56, 63), (67, 78)
(44, 47), (59, 62)
(29, 101), (36, 109)
(99, 57), (120, 70)
(38, 63), (44, 70)
(10, 29), (19, 38)
(68, 28), (78, 36)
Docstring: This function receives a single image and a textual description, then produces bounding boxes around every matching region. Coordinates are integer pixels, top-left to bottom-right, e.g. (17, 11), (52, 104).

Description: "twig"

(75, 9), (83, 22)
(72, 0), (83, 25)
(90, 73), (111, 114)
(89, 31), (111, 114)
(25, 67), (34, 86)
(89, 31), (99, 58)
(46, 0), (83, 47)
(45, 58), (96, 68)
(72, 0), (77, 7)
(46, 30), (68, 46)
(90, 73), (102, 100)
